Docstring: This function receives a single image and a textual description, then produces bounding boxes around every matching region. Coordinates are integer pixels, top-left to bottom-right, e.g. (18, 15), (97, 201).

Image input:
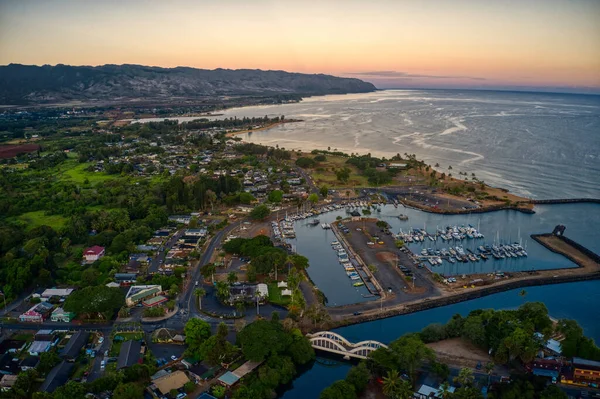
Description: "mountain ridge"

(0, 63), (376, 105)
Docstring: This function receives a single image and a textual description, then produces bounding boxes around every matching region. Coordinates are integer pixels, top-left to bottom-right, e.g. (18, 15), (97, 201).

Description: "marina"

(280, 202), (599, 306)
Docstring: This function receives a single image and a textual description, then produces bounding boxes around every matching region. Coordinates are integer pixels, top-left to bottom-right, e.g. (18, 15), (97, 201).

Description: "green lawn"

(62, 162), (115, 184)
(17, 211), (67, 230)
(267, 282), (291, 306)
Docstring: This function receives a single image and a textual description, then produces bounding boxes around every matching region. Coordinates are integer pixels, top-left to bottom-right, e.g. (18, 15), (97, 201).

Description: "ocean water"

(216, 90), (600, 199)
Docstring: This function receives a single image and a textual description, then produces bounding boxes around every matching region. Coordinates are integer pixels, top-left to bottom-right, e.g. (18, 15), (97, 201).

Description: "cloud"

(346, 71), (486, 81)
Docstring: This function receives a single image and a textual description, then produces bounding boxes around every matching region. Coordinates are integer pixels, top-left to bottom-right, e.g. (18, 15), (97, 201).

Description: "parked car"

(171, 355), (178, 361)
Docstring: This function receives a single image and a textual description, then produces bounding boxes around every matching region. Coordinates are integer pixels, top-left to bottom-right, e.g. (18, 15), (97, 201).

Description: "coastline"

(224, 119), (302, 137)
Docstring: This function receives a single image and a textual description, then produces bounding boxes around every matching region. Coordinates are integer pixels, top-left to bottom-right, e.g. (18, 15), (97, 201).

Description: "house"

(217, 371), (240, 387)
(61, 331), (89, 361)
(51, 307), (75, 322)
(151, 370), (190, 395)
(125, 285), (162, 307)
(387, 163), (407, 169)
(35, 329), (56, 342)
(117, 340), (141, 370)
(0, 374), (17, 392)
(0, 354), (19, 375)
(530, 358), (561, 381)
(19, 302), (54, 323)
(83, 245), (105, 262)
(19, 356), (40, 371)
(41, 288), (74, 300)
(414, 383), (456, 398)
(114, 273), (138, 286)
(184, 229), (207, 238)
(168, 215), (191, 225)
(28, 340), (52, 356)
(40, 361), (74, 393)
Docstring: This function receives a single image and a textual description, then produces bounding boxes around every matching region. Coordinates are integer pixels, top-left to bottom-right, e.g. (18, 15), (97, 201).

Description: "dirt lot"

(0, 143), (40, 158)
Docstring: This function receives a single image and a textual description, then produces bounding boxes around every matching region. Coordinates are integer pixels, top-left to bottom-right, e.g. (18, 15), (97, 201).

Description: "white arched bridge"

(306, 331), (388, 360)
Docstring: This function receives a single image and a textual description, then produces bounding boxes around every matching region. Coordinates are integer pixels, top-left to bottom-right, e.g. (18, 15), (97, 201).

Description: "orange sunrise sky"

(1, 0), (599, 90)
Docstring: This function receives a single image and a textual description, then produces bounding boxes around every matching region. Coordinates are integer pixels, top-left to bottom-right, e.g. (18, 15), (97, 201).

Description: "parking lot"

(343, 219), (439, 306)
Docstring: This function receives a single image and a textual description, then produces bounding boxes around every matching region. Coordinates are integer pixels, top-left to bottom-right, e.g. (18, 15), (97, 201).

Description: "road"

(148, 230), (185, 274)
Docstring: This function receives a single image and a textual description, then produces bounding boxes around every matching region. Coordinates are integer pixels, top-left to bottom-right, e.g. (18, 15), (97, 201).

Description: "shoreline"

(224, 119), (302, 137)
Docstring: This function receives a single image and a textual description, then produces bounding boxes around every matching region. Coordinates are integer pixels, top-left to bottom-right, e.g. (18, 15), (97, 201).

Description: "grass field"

(17, 211), (68, 230)
(61, 161), (115, 184)
(267, 282), (291, 306)
(307, 155), (370, 188)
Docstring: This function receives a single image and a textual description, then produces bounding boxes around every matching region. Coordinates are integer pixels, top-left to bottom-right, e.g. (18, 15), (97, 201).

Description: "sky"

(1, 0), (599, 91)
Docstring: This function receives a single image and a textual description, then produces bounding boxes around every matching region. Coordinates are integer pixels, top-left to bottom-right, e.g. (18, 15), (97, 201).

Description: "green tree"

(215, 280), (230, 302)
(454, 367), (474, 387)
(63, 285), (125, 320)
(388, 334), (435, 381)
(113, 382), (144, 399)
(320, 380), (357, 399)
(239, 192), (255, 204)
(238, 319), (293, 362)
(201, 263), (217, 283)
(212, 385), (226, 398)
(250, 204), (271, 221)
(540, 385), (568, 399)
(227, 271), (238, 284)
(268, 190), (283, 203)
(12, 369), (39, 398)
(37, 351), (61, 374)
(308, 193), (319, 205)
(319, 185), (329, 198)
(184, 318), (212, 353)
(345, 362), (371, 394)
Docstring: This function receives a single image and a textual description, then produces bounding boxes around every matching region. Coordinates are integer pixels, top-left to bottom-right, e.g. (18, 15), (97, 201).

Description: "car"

(171, 355), (178, 361)
(98, 336), (104, 344)
(356, 228), (361, 231)
(378, 241), (384, 245)
(100, 360), (105, 369)
(176, 394), (187, 399)
(195, 281), (199, 286)
(353, 312), (362, 316)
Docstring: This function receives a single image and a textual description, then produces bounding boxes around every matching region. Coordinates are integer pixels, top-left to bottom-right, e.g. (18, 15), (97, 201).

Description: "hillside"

(0, 64), (376, 104)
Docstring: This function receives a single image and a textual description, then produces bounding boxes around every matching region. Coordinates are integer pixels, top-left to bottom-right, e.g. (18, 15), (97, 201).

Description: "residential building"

(19, 302), (54, 323)
(151, 370), (190, 396)
(0, 375), (17, 392)
(41, 288), (74, 300)
(40, 361), (74, 393)
(83, 246), (105, 262)
(168, 215), (191, 225)
(184, 229), (207, 238)
(19, 356), (40, 371)
(0, 354), (19, 375)
(51, 307), (75, 322)
(61, 331), (89, 361)
(114, 273), (138, 286)
(28, 341), (52, 356)
(125, 285), (162, 307)
(117, 340), (141, 370)
(530, 358), (561, 382)
(387, 163), (407, 169)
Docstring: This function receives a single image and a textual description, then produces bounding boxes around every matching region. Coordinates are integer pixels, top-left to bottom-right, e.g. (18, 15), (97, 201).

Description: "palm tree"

(194, 288), (206, 310)
(382, 369), (401, 397)
(438, 381), (452, 399)
(454, 367), (474, 387)
(201, 263), (216, 284)
(227, 272), (238, 284)
(485, 362), (495, 386)
(395, 380), (413, 399)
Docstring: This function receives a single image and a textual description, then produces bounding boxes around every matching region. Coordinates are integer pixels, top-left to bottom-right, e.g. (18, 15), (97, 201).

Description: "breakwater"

(325, 271), (600, 331)
(529, 198), (600, 205)
(322, 232), (600, 331)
